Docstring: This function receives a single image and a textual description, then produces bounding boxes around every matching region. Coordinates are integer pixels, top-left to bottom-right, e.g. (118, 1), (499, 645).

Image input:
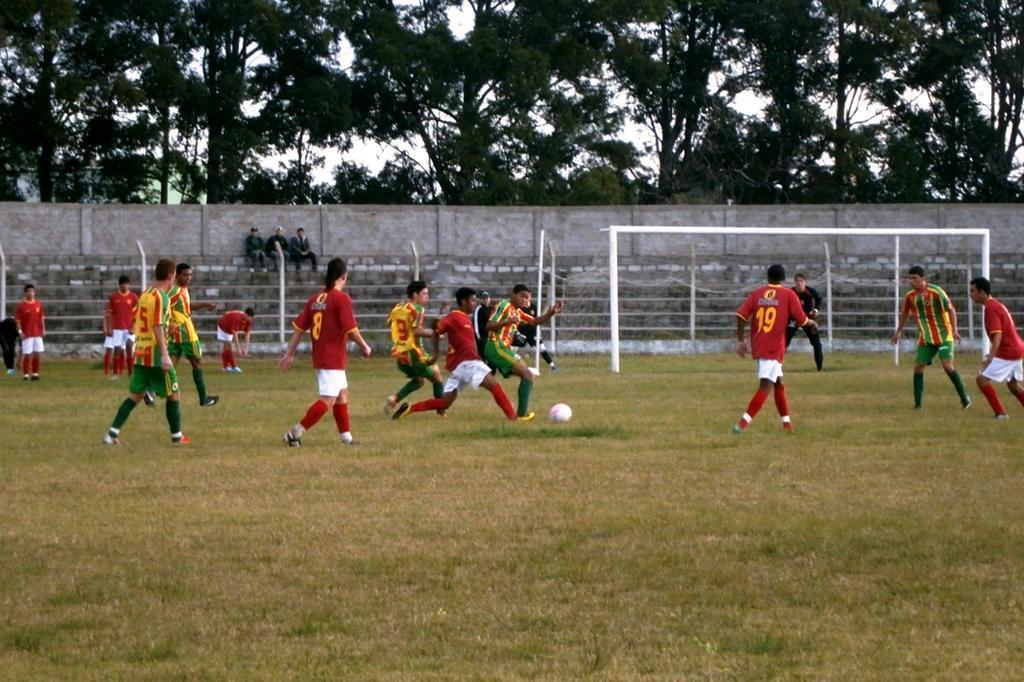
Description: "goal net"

(550, 226), (991, 373)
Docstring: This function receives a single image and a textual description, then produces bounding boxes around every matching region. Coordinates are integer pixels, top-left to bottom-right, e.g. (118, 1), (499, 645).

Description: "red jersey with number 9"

(293, 288), (358, 369)
(736, 284), (809, 362)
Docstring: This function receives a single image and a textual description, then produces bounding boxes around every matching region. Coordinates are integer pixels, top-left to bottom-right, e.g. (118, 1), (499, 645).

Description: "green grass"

(2, 354), (1024, 678)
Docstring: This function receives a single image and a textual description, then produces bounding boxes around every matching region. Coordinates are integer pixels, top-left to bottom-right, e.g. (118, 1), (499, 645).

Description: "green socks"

(947, 369), (969, 404)
(193, 368), (208, 404)
(432, 380), (444, 399)
(916, 370), (969, 408)
(395, 379), (422, 401)
(166, 399), (182, 437)
(517, 378), (533, 417)
(109, 398), (137, 435)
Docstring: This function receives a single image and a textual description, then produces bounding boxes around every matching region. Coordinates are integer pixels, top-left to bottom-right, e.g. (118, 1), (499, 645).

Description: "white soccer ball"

(548, 403), (572, 423)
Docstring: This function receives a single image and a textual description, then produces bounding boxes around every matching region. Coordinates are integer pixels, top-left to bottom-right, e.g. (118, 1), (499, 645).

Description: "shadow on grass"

(473, 425), (631, 440)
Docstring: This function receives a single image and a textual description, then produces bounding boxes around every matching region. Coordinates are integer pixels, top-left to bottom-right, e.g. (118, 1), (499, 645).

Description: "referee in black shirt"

(785, 273), (824, 371)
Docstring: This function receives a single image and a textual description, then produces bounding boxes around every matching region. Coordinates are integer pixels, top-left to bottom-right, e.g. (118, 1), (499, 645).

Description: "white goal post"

(606, 225), (991, 373)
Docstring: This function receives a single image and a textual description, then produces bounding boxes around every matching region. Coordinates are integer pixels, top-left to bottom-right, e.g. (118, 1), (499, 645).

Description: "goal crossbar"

(606, 225), (992, 372)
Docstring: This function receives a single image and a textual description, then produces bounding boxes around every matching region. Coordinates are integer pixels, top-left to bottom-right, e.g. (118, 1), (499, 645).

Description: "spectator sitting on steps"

(265, 226), (289, 271)
(290, 228), (317, 272)
(245, 226), (266, 272)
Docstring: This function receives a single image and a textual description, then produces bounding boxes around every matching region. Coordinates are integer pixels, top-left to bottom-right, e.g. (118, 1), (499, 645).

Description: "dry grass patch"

(1, 354), (1023, 678)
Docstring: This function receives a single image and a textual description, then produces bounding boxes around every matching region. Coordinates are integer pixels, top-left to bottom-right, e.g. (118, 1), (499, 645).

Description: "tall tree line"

(1, 0), (1022, 204)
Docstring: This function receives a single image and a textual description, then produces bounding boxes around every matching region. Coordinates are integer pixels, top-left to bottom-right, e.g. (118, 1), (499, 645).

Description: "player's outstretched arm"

(534, 300), (565, 325)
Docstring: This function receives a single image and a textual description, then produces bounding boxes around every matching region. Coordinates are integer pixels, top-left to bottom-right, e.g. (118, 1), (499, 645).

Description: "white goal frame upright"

(607, 226), (991, 373)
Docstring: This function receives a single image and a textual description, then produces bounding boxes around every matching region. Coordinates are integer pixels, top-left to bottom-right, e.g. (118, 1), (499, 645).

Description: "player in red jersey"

(279, 258), (372, 446)
(217, 308), (254, 372)
(107, 275), (140, 378)
(733, 264), (816, 433)
(968, 277), (1024, 419)
(15, 284), (45, 380)
(392, 287), (518, 421)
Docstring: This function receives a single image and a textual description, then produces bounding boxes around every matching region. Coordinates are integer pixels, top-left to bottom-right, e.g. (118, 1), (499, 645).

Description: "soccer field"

(2, 355), (1023, 678)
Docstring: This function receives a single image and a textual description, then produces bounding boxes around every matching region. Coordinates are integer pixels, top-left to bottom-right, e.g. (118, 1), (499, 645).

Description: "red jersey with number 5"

(736, 284), (809, 361)
(292, 288), (358, 369)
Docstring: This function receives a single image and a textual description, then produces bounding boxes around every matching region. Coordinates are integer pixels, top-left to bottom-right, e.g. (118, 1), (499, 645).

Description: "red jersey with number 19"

(736, 285), (809, 361)
(293, 288), (358, 370)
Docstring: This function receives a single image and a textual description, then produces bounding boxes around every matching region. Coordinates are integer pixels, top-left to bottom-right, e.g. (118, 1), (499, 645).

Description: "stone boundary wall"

(1, 203), (1022, 259)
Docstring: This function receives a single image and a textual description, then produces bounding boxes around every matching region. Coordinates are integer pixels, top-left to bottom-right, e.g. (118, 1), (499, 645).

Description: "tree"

(887, 0), (1021, 201)
(975, 0), (1024, 199)
(250, 0), (355, 204)
(184, 0), (279, 203)
(732, 0), (832, 202)
(816, 0), (898, 201)
(0, 0), (86, 201)
(603, 0), (740, 203)
(122, 0), (202, 203)
(346, 0), (615, 205)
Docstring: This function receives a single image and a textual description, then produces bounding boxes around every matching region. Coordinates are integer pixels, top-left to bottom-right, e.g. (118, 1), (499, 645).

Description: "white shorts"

(22, 337), (44, 354)
(216, 327), (235, 342)
(756, 359), (784, 382)
(103, 335), (115, 350)
(112, 328), (132, 349)
(316, 369), (349, 397)
(443, 360), (492, 393)
(127, 332), (135, 344)
(981, 357), (1024, 383)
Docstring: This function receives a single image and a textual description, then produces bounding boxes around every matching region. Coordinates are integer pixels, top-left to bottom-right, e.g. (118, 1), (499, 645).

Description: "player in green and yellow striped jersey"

(168, 263), (219, 407)
(485, 284), (564, 421)
(891, 265), (971, 410)
(383, 281), (445, 414)
(103, 258), (190, 445)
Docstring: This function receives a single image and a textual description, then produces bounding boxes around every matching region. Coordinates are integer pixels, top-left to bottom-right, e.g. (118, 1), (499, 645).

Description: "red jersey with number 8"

(292, 288), (358, 369)
(736, 284), (809, 362)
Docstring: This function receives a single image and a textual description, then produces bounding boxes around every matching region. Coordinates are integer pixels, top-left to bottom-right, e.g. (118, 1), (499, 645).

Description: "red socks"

(332, 403), (350, 433)
(487, 384), (517, 420)
(300, 399), (329, 430)
(411, 398), (447, 414)
(408, 387), (515, 421)
(222, 348), (236, 369)
(774, 384), (790, 418)
(22, 356), (30, 376)
(737, 389), (770, 429)
(103, 350), (112, 375)
(980, 383), (1006, 416)
(32, 355), (39, 374)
